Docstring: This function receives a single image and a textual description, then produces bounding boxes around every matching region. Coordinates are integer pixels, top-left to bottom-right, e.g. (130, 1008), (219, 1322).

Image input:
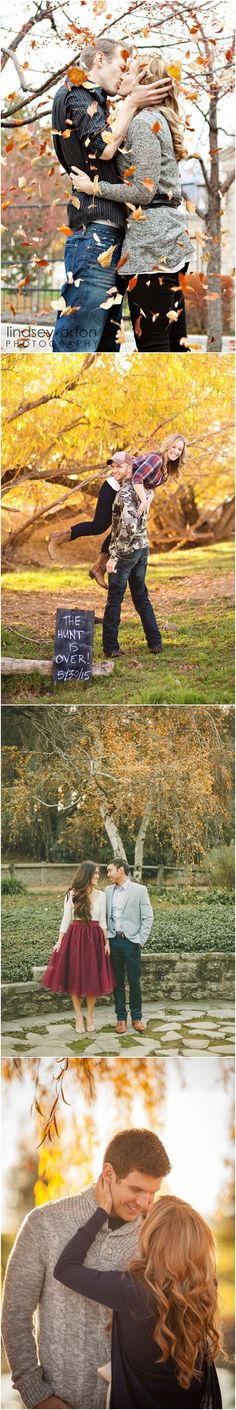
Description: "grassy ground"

(2, 544), (234, 704)
(2, 889), (234, 982)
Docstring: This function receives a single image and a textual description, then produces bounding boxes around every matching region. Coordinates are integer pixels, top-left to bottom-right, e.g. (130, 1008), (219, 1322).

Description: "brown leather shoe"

(89, 552), (108, 589)
(116, 1020), (127, 1034)
(132, 1019), (146, 1033)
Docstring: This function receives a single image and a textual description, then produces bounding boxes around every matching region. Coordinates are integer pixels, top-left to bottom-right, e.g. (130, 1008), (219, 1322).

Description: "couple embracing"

(2, 1127), (222, 1408)
(42, 859), (153, 1035)
(52, 37), (193, 353)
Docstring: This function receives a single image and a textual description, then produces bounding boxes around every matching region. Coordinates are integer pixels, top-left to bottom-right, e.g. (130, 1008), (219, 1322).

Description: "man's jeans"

(52, 223), (123, 352)
(102, 546), (162, 656)
(110, 934), (142, 1020)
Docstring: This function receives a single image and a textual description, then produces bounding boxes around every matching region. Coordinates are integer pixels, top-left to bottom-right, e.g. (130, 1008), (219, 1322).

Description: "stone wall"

(2, 951), (234, 1020)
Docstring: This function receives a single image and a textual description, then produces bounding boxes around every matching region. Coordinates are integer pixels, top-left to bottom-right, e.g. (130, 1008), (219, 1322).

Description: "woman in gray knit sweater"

(70, 55), (193, 352)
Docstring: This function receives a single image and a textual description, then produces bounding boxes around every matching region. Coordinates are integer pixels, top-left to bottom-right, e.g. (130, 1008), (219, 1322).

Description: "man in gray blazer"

(106, 859), (153, 1034)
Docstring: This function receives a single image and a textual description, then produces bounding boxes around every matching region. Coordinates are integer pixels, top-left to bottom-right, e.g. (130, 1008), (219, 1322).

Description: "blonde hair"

(159, 433), (186, 481)
(140, 54), (186, 162)
(130, 1195), (223, 1390)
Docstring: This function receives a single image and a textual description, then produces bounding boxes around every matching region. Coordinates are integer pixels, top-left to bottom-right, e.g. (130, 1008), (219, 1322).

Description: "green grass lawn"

(2, 890), (234, 982)
(2, 544), (234, 704)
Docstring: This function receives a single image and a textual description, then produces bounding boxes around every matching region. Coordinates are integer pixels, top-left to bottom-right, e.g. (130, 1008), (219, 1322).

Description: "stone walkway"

(2, 1002), (234, 1057)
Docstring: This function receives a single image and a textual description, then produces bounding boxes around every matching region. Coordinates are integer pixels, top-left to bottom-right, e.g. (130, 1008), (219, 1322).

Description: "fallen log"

(1, 657), (114, 677)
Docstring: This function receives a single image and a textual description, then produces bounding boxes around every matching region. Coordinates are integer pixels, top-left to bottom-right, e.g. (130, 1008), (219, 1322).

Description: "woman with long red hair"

(54, 1181), (223, 1408)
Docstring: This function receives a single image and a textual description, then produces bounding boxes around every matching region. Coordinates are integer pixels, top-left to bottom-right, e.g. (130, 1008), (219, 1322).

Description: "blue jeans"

(52, 223), (123, 352)
(103, 546), (162, 655)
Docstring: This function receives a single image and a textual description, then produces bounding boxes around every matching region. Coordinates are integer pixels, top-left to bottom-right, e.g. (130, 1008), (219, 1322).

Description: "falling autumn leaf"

(167, 62), (182, 81)
(116, 252), (130, 270)
(100, 292), (123, 309)
(134, 315), (142, 338)
(127, 276), (138, 291)
(152, 121), (161, 135)
(167, 308), (181, 323)
(67, 66), (88, 85)
(87, 101), (98, 117)
(97, 244), (117, 268)
(131, 207), (146, 222)
(116, 321), (126, 343)
(185, 199), (196, 213)
(71, 195), (81, 210)
(101, 129), (114, 145)
(143, 178), (155, 192)
(57, 226), (73, 237)
(123, 165), (136, 179)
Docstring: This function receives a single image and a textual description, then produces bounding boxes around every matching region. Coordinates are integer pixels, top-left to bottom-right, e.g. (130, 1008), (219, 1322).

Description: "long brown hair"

(71, 860), (97, 922)
(140, 54), (186, 162)
(159, 433), (186, 481)
(130, 1195), (223, 1390)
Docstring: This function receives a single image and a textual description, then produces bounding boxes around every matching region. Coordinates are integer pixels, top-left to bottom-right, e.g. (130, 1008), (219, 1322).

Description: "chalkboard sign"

(52, 608), (95, 684)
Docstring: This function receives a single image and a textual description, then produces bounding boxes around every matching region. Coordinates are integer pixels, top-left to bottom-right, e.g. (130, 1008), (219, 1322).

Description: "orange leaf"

(67, 66), (88, 85)
(62, 129), (71, 139)
(116, 252), (129, 270)
(127, 275), (138, 291)
(143, 177), (154, 191)
(121, 49), (130, 60)
(123, 165), (136, 179)
(167, 62), (182, 81)
(18, 275), (30, 287)
(57, 225), (73, 236)
(5, 139), (14, 152)
(131, 207), (146, 221)
(134, 315), (142, 338)
(152, 121), (161, 134)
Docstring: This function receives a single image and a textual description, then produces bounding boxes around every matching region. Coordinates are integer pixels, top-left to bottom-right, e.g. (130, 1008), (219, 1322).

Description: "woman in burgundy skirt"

(41, 860), (115, 1036)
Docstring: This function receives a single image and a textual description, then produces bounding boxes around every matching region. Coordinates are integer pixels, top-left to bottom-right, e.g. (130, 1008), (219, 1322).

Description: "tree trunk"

(98, 794), (128, 862)
(133, 798), (153, 881)
(206, 93), (222, 352)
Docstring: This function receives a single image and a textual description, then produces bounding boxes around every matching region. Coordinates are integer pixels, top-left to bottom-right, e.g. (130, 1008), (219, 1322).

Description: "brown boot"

(89, 552), (108, 590)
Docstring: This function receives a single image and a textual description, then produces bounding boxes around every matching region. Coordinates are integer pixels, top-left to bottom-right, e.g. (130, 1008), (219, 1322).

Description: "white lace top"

(59, 887), (107, 940)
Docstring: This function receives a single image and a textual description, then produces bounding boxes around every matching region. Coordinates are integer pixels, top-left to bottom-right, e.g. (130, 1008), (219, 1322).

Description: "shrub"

(2, 875), (27, 896)
(200, 844), (235, 892)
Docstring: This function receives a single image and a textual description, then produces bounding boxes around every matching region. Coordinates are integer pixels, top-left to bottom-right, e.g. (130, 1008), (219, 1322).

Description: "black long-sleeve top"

(54, 1206), (222, 1409)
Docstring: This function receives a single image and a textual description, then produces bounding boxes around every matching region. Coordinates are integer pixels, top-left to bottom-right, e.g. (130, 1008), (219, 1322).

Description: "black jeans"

(103, 545), (162, 655)
(122, 269), (188, 352)
(70, 479), (115, 554)
(110, 934), (142, 1020)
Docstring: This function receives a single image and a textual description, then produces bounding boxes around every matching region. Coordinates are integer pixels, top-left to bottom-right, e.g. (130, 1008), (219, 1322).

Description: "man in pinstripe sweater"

(2, 1128), (170, 1409)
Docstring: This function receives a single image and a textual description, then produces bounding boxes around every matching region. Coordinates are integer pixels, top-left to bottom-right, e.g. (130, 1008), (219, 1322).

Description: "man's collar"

(114, 877), (129, 889)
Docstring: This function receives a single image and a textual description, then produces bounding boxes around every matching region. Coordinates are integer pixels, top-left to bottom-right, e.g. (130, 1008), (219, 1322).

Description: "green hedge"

(1, 892), (234, 982)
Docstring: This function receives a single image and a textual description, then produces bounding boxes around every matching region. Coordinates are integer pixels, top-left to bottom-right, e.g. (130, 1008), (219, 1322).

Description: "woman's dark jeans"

(103, 546), (162, 655)
(120, 268), (189, 352)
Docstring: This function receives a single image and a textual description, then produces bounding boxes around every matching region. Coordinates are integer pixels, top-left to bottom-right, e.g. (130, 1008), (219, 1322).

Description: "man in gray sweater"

(2, 1127), (170, 1410)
